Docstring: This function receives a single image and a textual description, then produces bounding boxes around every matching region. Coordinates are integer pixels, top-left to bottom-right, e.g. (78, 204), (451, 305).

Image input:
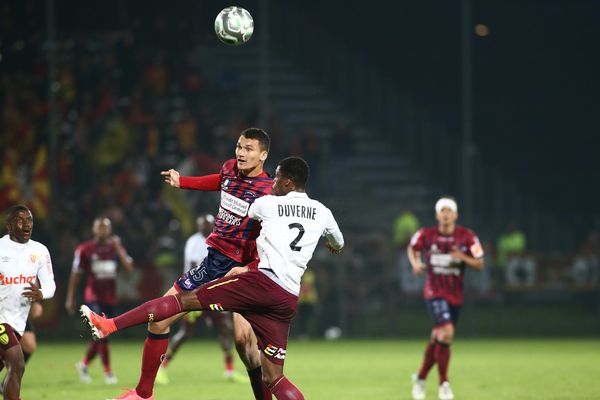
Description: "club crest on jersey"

(0, 333), (8, 345)
(30, 254), (38, 264)
(222, 179), (230, 190)
(264, 344), (286, 360)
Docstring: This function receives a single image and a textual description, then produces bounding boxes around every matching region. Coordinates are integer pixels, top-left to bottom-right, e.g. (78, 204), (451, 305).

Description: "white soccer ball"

(324, 326), (342, 341)
(214, 6), (254, 46)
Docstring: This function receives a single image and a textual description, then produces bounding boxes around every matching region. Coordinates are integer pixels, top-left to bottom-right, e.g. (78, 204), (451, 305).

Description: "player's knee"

(233, 327), (252, 346)
(437, 325), (454, 343)
(148, 320), (170, 334)
(8, 357), (25, 377)
(261, 372), (276, 387)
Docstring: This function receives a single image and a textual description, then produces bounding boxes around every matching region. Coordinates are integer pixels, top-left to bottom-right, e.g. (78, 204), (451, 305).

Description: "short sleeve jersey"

(249, 192), (344, 295)
(72, 240), (123, 306)
(410, 225), (484, 305)
(0, 235), (55, 335)
(206, 159), (273, 264)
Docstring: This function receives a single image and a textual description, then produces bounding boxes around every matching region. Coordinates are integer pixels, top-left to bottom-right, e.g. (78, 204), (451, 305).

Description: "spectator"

(393, 209), (421, 295)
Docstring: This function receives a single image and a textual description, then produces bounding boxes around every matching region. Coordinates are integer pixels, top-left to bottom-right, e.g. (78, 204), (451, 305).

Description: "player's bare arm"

(65, 270), (83, 315)
(161, 168), (180, 187)
(111, 235), (134, 272)
(407, 246), (426, 275)
(225, 266), (250, 277)
(449, 249), (484, 270)
(29, 301), (43, 320)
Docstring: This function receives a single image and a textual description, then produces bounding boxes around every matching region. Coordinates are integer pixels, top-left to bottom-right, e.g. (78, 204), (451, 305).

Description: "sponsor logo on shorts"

(182, 279), (194, 290)
(209, 303), (224, 312)
(264, 344), (286, 360)
(0, 334), (8, 345)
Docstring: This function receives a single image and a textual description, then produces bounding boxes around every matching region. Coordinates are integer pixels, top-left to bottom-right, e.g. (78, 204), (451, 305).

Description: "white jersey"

(183, 232), (209, 273)
(248, 192), (344, 295)
(0, 235), (56, 335)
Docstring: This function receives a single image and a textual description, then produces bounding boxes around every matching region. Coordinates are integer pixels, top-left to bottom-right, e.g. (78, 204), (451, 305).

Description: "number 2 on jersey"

(288, 223), (305, 251)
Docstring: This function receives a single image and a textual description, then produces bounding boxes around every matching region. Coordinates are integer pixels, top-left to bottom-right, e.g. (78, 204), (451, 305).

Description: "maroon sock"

(417, 341), (437, 380)
(135, 333), (169, 398)
(248, 366), (273, 400)
(83, 340), (99, 364)
(98, 340), (111, 372)
(113, 295), (181, 331)
(435, 341), (451, 384)
(225, 353), (234, 372)
(269, 375), (304, 400)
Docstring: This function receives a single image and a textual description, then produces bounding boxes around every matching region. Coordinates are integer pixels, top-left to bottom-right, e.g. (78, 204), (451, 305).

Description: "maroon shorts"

(195, 270), (298, 365)
(0, 323), (21, 351)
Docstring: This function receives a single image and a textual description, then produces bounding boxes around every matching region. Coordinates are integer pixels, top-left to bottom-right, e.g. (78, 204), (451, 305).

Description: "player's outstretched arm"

(161, 169), (181, 187)
(162, 170), (221, 191)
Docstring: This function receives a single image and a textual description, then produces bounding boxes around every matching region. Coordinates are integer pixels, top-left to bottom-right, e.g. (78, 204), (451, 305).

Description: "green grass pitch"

(16, 338), (600, 399)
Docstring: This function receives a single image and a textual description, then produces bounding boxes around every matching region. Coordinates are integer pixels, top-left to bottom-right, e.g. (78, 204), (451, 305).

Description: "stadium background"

(1, 0), (599, 346)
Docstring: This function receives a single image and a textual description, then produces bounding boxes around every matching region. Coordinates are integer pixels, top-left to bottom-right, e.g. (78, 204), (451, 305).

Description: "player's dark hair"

(4, 204), (31, 225)
(278, 157), (310, 188)
(241, 128), (270, 152)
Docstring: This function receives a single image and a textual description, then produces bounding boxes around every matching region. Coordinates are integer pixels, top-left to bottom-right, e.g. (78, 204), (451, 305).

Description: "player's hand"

(110, 235), (122, 246)
(22, 282), (43, 301)
(65, 297), (76, 315)
(325, 242), (342, 254)
(225, 266), (249, 277)
(449, 249), (465, 262)
(412, 261), (427, 276)
(161, 169), (180, 188)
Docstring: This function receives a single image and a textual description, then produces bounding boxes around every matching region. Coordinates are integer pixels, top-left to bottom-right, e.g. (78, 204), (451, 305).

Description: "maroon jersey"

(72, 240), (123, 306)
(410, 225), (484, 305)
(207, 159), (273, 264)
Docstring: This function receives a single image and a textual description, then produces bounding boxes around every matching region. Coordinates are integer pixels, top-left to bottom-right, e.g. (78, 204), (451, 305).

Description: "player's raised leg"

(83, 286), (187, 400)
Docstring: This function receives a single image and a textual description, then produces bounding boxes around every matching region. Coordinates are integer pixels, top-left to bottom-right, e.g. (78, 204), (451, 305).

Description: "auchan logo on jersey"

(0, 273), (36, 285)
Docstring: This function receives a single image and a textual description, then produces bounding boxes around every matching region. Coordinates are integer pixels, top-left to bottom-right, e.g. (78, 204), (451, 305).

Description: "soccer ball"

(324, 326), (342, 340)
(214, 6), (254, 46)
